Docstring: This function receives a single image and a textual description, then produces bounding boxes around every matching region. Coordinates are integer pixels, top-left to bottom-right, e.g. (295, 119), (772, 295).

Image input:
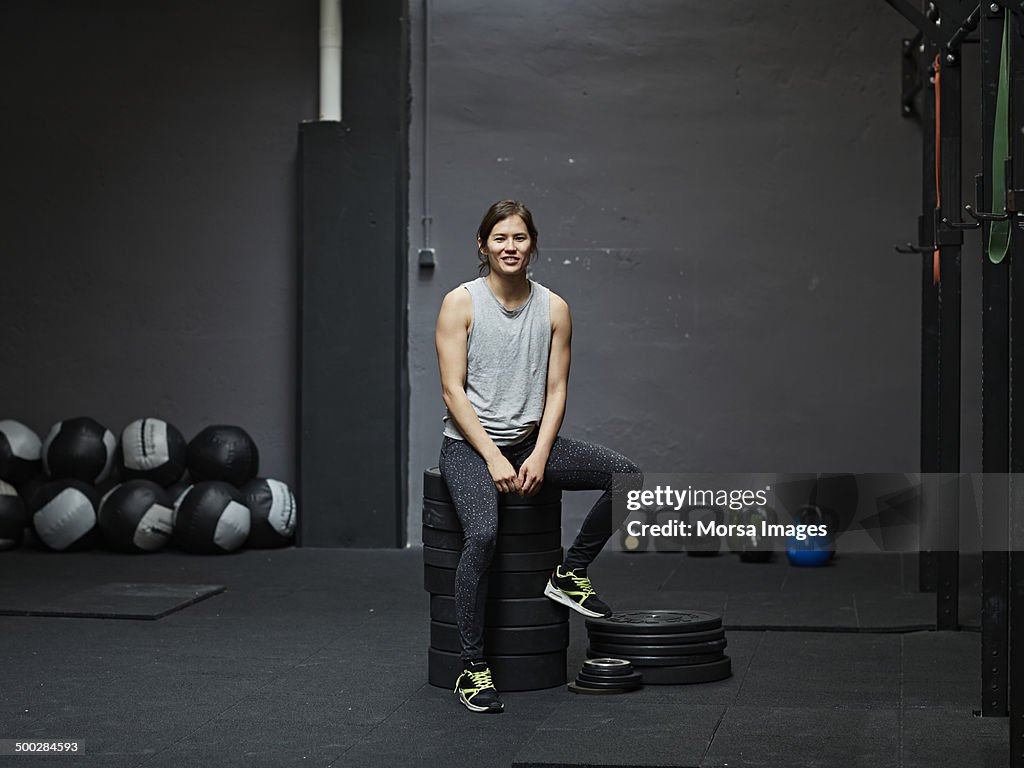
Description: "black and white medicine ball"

(240, 478), (297, 548)
(174, 481), (250, 554)
(98, 480), (174, 553)
(186, 425), (260, 487)
(0, 479), (26, 550)
(0, 419), (42, 487)
(167, 478), (193, 527)
(42, 417), (116, 484)
(28, 480), (99, 551)
(120, 418), (187, 487)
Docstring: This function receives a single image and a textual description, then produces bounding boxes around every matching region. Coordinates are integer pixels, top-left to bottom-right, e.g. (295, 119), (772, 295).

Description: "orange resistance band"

(933, 55), (941, 286)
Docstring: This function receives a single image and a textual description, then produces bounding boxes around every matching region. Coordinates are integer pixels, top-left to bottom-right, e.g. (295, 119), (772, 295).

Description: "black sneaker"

(454, 660), (504, 713)
(543, 565), (613, 618)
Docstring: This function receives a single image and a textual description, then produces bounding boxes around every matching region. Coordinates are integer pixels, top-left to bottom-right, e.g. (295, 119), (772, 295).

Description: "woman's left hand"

(518, 452), (547, 496)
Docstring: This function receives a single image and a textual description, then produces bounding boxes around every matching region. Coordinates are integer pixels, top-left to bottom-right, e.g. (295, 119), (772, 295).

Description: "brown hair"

(476, 200), (539, 276)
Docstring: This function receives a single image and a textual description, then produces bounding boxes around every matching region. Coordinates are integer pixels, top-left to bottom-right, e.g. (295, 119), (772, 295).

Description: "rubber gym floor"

(0, 547), (1007, 768)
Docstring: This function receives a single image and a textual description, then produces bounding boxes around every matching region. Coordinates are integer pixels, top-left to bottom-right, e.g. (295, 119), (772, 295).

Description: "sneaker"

(454, 660), (504, 713)
(543, 566), (613, 618)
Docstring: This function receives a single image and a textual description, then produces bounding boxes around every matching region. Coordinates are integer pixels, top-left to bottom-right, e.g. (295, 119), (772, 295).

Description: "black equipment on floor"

(422, 467), (569, 691)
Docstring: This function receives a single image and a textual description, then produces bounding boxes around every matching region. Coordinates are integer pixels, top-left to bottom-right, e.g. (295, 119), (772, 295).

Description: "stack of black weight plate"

(584, 610), (732, 685)
(568, 657), (643, 694)
(423, 467), (569, 691)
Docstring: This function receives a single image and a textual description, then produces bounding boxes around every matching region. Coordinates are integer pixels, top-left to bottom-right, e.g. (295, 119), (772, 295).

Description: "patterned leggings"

(438, 431), (643, 661)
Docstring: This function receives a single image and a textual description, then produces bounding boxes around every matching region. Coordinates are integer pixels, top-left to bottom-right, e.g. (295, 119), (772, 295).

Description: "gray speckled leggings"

(438, 431), (643, 661)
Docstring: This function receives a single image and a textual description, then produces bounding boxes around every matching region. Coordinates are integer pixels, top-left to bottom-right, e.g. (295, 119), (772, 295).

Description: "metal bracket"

(935, 207), (967, 245)
(943, 175), (983, 229)
(989, 0), (1024, 35)
(902, 35), (923, 117)
(965, 161), (1024, 221)
(885, 0), (982, 57)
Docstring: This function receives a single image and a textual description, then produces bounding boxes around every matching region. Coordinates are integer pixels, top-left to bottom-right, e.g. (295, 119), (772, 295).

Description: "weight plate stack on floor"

(567, 657), (644, 695)
(423, 467), (568, 691)
(584, 610), (732, 685)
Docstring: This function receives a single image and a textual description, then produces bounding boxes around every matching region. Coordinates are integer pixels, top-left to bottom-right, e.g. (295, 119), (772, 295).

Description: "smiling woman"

(475, 200), (539, 279)
(434, 199), (644, 713)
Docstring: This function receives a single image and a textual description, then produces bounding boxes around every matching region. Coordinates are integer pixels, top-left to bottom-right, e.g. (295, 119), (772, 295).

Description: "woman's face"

(480, 215), (532, 277)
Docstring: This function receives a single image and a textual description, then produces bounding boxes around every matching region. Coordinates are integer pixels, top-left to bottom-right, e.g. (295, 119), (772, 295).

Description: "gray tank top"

(443, 277), (551, 446)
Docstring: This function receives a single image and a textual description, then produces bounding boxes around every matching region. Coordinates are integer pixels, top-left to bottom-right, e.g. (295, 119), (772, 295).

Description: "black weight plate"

(582, 658), (635, 676)
(430, 595), (568, 626)
(577, 667), (638, 684)
(588, 627), (725, 646)
(420, 527), (463, 550)
(589, 639), (727, 657)
(587, 649), (725, 667)
(423, 498), (561, 534)
(428, 646), (566, 691)
(573, 680), (642, 694)
(424, 565), (550, 598)
(421, 527), (561, 553)
(430, 620), (569, 655)
(639, 657), (733, 685)
(423, 545), (563, 572)
(585, 610), (722, 635)
(576, 670), (644, 686)
(567, 681), (641, 695)
(423, 467), (561, 505)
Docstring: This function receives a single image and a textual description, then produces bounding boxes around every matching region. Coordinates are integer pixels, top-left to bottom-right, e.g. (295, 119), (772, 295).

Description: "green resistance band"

(989, 11), (1012, 264)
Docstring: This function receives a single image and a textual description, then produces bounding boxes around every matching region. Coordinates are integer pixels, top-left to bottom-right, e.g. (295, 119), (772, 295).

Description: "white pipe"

(319, 0), (342, 121)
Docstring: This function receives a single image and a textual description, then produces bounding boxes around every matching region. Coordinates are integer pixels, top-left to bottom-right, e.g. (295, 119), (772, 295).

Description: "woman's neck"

(485, 272), (531, 308)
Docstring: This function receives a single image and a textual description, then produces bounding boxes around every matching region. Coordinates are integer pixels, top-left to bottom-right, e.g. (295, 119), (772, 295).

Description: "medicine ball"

(240, 478), (297, 548)
(0, 420), (42, 487)
(186, 426), (259, 486)
(120, 418), (187, 487)
(42, 417), (116, 484)
(29, 480), (99, 551)
(0, 479), (26, 550)
(174, 481), (250, 554)
(98, 480), (174, 553)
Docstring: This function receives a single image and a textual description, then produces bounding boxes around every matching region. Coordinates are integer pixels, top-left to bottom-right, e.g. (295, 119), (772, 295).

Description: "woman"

(435, 200), (643, 713)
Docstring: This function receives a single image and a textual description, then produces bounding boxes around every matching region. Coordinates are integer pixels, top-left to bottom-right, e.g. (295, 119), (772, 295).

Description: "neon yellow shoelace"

(568, 572), (595, 597)
(467, 668), (494, 691)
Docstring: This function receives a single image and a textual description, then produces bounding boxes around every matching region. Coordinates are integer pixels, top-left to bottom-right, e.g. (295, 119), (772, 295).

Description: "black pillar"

(1007, 8), (1024, 763)
(980, 2), (1011, 720)
(298, 1), (410, 547)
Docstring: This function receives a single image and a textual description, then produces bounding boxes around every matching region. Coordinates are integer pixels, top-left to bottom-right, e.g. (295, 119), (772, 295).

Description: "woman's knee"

(611, 458), (643, 492)
(462, 527), (497, 556)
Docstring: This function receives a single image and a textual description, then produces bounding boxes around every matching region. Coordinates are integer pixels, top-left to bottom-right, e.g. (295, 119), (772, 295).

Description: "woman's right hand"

(487, 454), (523, 495)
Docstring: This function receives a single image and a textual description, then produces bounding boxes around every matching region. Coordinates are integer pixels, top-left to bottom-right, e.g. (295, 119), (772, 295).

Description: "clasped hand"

(487, 452), (546, 496)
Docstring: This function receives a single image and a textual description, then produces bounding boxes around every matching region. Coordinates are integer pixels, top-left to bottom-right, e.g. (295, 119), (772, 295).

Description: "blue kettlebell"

(786, 504), (835, 567)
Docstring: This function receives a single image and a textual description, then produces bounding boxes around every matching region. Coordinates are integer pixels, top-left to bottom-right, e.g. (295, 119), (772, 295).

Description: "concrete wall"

(0, 1), (317, 485)
(407, 1), (932, 544)
(0, 1), (983, 547)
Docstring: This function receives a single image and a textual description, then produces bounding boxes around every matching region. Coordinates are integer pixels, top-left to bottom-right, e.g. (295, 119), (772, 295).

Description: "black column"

(980, 3), (1011, 720)
(298, 1), (410, 547)
(1007, 8), (1024, 764)
(920, 27), (941, 593)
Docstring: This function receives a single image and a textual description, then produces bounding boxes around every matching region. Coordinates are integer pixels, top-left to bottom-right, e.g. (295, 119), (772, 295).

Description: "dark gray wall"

(407, 1), (934, 543)
(0, 1), (316, 485)
(0, 1), (984, 548)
